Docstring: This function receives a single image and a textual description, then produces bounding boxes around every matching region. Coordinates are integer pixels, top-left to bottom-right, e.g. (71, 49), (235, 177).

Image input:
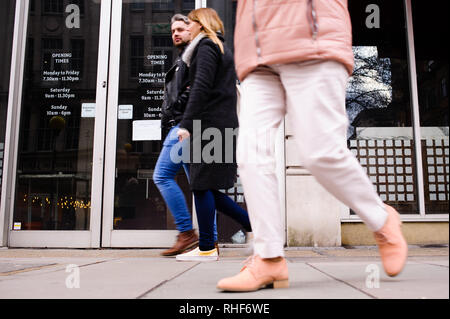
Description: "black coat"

(179, 36), (239, 191)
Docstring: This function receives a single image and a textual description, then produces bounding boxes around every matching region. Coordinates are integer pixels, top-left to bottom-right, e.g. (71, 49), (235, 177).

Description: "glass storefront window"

(412, 2), (449, 214)
(207, 0), (237, 53)
(12, 0), (102, 230)
(113, 0), (245, 242)
(2, 0), (446, 248)
(0, 0), (16, 207)
(113, 0), (194, 230)
(347, 0), (418, 214)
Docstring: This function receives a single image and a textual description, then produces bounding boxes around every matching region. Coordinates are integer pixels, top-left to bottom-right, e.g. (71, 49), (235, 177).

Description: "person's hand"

(177, 128), (190, 142)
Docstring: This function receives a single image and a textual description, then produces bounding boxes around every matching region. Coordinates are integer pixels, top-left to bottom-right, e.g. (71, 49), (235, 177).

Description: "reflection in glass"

(347, 0), (418, 214)
(12, 0), (101, 230)
(0, 0), (16, 206)
(412, 2), (449, 214)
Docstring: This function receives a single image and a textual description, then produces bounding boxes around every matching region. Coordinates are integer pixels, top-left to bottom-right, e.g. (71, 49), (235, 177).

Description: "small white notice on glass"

(132, 120), (161, 141)
(118, 104), (133, 119)
(81, 103), (96, 118)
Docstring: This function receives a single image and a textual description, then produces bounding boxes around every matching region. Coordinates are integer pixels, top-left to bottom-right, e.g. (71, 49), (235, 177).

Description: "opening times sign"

(137, 53), (168, 119)
(42, 52), (80, 119)
(45, 88), (75, 117)
(41, 51), (170, 120)
(42, 70), (80, 82)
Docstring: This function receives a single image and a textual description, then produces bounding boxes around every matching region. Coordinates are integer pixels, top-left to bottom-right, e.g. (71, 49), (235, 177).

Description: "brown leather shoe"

(161, 230), (199, 256)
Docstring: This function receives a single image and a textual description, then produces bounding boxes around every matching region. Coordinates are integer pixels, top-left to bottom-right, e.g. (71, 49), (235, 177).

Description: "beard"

(174, 39), (190, 50)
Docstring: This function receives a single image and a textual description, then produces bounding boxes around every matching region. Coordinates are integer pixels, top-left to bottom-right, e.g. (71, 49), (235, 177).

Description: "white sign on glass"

(118, 104), (133, 119)
(81, 103), (96, 118)
(132, 120), (161, 141)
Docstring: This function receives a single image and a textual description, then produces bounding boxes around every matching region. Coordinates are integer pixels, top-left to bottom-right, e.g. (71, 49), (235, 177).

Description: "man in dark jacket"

(160, 15), (190, 138)
(153, 14), (217, 256)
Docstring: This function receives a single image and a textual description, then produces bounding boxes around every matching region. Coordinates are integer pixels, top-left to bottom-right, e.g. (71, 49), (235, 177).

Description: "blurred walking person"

(217, 0), (407, 291)
(175, 8), (252, 261)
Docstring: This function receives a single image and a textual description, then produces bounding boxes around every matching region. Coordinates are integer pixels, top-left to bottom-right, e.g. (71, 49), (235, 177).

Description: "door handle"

(102, 81), (107, 88)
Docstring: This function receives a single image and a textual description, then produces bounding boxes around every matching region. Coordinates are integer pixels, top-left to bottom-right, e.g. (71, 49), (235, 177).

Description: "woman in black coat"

(175, 8), (252, 261)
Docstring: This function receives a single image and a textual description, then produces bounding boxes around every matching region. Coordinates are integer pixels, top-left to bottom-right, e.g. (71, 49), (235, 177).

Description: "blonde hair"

(188, 8), (225, 54)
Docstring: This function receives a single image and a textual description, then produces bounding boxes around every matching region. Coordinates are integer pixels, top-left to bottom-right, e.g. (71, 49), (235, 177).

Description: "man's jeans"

(153, 125), (217, 239)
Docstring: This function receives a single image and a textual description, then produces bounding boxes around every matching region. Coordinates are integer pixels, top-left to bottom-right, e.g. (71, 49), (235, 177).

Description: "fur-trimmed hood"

(181, 33), (207, 67)
(181, 32), (225, 67)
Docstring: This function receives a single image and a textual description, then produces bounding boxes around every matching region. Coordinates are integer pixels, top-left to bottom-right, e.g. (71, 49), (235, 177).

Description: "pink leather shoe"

(374, 205), (408, 277)
(217, 255), (289, 292)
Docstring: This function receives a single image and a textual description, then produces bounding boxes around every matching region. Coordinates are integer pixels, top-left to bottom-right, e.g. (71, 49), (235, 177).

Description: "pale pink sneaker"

(374, 205), (408, 277)
(217, 255), (289, 292)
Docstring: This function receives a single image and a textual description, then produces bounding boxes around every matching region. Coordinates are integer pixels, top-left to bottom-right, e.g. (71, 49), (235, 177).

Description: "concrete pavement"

(0, 245), (448, 300)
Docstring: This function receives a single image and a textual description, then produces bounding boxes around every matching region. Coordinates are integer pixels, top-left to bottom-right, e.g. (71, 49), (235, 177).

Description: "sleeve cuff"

(178, 119), (193, 134)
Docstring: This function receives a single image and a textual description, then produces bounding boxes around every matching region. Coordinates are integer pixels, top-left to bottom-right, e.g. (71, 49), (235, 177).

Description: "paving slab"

(307, 260), (449, 299)
(141, 260), (371, 299)
(0, 258), (196, 299)
(0, 257), (113, 286)
(0, 247), (447, 300)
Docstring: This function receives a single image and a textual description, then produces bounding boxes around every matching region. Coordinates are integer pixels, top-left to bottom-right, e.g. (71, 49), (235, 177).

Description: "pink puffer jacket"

(234, 0), (354, 81)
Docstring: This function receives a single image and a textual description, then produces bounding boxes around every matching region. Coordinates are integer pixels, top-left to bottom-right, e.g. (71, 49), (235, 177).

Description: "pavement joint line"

(412, 260), (449, 269)
(305, 262), (378, 299)
(0, 258), (120, 278)
(0, 263), (59, 276)
(74, 258), (120, 269)
(135, 262), (200, 299)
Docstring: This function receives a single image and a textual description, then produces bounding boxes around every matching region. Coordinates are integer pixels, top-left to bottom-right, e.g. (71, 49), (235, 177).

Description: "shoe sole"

(217, 279), (289, 292)
(176, 256), (219, 262)
(271, 279), (289, 289)
(161, 241), (199, 257)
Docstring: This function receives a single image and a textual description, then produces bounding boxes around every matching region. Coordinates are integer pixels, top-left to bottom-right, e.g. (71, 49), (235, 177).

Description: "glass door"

(7, 0), (112, 247)
(102, 0), (196, 247)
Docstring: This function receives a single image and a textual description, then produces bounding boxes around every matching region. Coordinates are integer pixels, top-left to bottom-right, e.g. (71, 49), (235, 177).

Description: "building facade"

(0, 0), (448, 248)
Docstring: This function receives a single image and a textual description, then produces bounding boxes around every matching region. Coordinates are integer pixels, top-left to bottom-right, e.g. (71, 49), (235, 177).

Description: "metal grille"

(423, 138), (450, 207)
(349, 138), (450, 214)
(349, 139), (417, 212)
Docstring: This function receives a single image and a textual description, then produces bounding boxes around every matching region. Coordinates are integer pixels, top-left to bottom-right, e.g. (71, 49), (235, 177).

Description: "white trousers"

(237, 61), (388, 258)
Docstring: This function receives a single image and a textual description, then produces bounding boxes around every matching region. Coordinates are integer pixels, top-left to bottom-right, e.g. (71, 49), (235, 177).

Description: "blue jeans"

(153, 125), (217, 239)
